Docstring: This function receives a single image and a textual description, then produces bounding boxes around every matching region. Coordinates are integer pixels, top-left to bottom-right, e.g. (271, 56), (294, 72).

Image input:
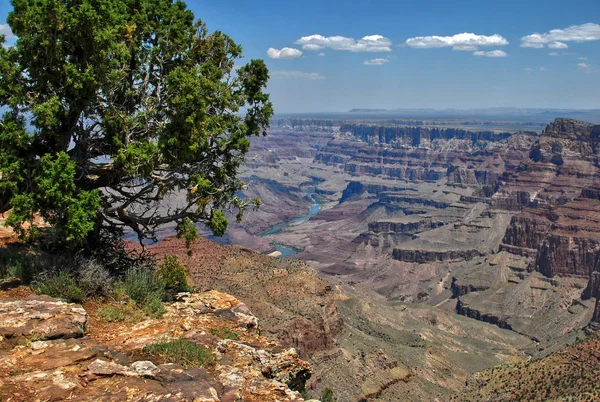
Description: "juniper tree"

(0, 0), (272, 248)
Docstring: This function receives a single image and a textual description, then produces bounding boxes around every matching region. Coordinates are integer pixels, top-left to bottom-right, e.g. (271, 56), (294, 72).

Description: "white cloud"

(294, 34), (392, 52)
(524, 67), (534, 72)
(540, 66), (546, 71)
(271, 70), (326, 80)
(547, 41), (568, 49)
(579, 57), (588, 60)
(0, 24), (14, 38)
(364, 57), (390, 65)
(267, 47), (302, 59)
(578, 62), (591, 71)
(473, 50), (507, 58)
(521, 23), (600, 48)
(548, 52), (560, 56)
(405, 32), (508, 50)
(318, 52), (325, 57)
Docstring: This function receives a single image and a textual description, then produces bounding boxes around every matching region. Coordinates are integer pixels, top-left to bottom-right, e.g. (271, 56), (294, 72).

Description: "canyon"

(203, 115), (600, 400)
(2, 114), (598, 401)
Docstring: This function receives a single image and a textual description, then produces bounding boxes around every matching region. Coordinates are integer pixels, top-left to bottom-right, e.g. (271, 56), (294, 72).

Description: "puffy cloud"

(405, 32), (508, 50)
(270, 70), (326, 80)
(578, 62), (591, 71)
(364, 57), (390, 65)
(267, 47), (302, 59)
(318, 52), (326, 56)
(0, 24), (14, 38)
(521, 23), (600, 48)
(294, 34), (392, 52)
(473, 50), (507, 58)
(579, 57), (588, 60)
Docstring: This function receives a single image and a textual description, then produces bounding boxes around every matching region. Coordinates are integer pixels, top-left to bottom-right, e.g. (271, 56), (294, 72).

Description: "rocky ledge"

(0, 292), (317, 402)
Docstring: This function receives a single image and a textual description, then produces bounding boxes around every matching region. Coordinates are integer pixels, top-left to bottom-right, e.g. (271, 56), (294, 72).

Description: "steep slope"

(457, 333), (600, 401)
(148, 236), (344, 358)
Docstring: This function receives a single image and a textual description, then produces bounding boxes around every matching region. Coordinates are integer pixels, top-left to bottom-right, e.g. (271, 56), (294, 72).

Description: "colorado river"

(262, 189), (322, 257)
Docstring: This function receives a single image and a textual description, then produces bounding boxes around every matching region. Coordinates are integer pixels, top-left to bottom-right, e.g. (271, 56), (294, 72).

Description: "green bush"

(0, 255), (37, 283)
(97, 303), (145, 324)
(76, 257), (113, 297)
(142, 294), (166, 318)
(33, 271), (86, 303)
(209, 327), (240, 340)
(321, 388), (338, 402)
(156, 255), (192, 297)
(122, 267), (164, 303)
(142, 339), (215, 368)
(97, 305), (126, 322)
(119, 267), (166, 318)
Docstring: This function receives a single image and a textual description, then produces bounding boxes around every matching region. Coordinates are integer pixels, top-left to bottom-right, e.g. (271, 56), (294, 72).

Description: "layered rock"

(499, 121), (600, 273)
(492, 119), (600, 211)
(0, 292), (316, 402)
(368, 219), (444, 235)
(492, 118), (600, 324)
(340, 124), (512, 147)
(392, 248), (483, 264)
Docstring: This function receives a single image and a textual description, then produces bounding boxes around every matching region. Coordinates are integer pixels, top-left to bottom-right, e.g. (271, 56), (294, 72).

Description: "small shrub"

(76, 257), (113, 297)
(142, 339), (215, 368)
(98, 303), (145, 323)
(98, 305), (126, 322)
(2, 256), (37, 283)
(156, 255), (192, 297)
(118, 268), (166, 318)
(321, 388), (338, 402)
(33, 271), (86, 303)
(209, 327), (240, 340)
(142, 293), (166, 318)
(122, 267), (164, 304)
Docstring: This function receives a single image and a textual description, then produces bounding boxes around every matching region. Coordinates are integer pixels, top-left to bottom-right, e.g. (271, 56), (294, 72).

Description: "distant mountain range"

(345, 107), (600, 123)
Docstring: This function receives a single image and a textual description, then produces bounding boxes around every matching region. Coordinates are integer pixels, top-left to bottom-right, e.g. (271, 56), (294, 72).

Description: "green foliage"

(176, 218), (199, 251)
(33, 271), (87, 303)
(0, 0), (273, 248)
(98, 302), (145, 324)
(142, 338), (215, 368)
(0, 254), (37, 283)
(116, 268), (166, 318)
(321, 388), (338, 402)
(5, 152), (100, 247)
(209, 327), (240, 340)
(156, 255), (192, 296)
(76, 258), (114, 297)
(142, 294), (166, 318)
(120, 267), (165, 318)
(122, 267), (164, 303)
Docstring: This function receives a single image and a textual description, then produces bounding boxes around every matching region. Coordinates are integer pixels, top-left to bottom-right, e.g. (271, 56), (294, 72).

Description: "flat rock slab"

(0, 295), (87, 340)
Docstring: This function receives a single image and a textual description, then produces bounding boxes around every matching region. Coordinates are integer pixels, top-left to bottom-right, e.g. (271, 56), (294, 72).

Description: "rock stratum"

(0, 290), (317, 402)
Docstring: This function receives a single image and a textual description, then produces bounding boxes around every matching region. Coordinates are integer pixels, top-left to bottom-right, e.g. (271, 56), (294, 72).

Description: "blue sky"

(1, 0), (599, 113)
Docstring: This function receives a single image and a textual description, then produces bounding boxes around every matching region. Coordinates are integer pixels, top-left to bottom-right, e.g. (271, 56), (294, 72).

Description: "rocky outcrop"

(455, 299), (513, 330)
(450, 278), (491, 298)
(368, 220), (444, 235)
(148, 236), (344, 358)
(0, 295), (87, 340)
(392, 248), (483, 263)
(0, 292), (316, 402)
(492, 119), (600, 211)
(340, 124), (512, 148)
